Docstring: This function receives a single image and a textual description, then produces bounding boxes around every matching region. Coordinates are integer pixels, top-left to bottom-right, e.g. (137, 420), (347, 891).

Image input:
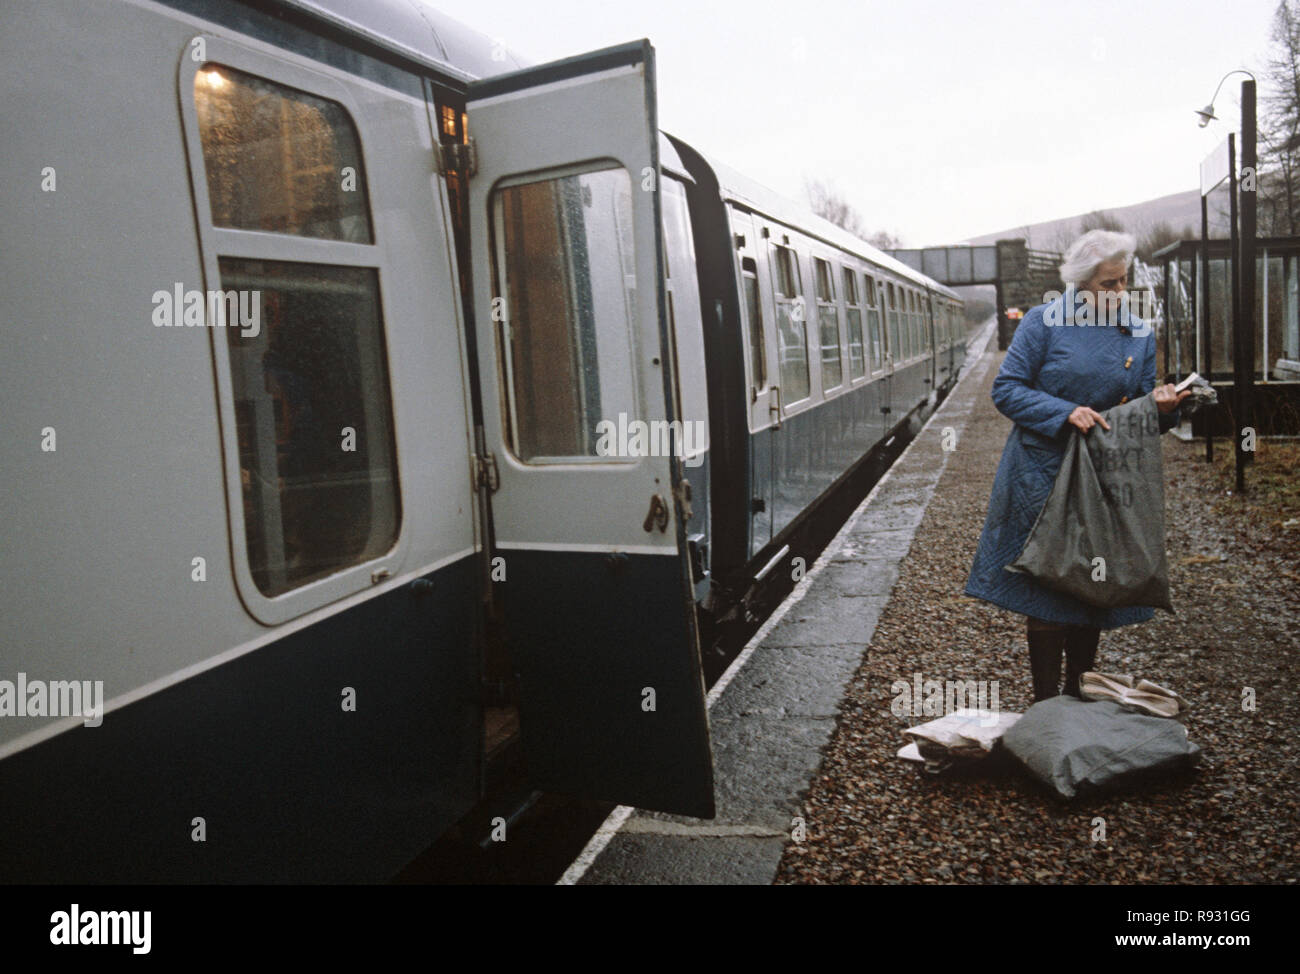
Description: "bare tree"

(1260, 0), (1300, 234)
(1136, 220), (1196, 263)
(804, 177), (866, 237)
(803, 177), (904, 248)
(1047, 221), (1079, 256)
(1077, 209), (1127, 234)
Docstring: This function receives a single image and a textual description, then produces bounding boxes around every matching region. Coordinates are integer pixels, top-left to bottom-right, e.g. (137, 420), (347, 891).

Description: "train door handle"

(642, 493), (669, 533)
(769, 385), (783, 430)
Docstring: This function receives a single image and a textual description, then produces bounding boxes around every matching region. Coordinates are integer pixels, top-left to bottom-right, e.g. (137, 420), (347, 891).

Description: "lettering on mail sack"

(1007, 393), (1174, 613)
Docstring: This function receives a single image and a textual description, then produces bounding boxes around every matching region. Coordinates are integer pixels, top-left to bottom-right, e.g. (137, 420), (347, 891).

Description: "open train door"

(465, 41), (714, 817)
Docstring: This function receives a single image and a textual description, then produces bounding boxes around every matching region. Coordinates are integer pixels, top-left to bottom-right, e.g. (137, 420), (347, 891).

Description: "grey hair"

(1059, 229), (1137, 287)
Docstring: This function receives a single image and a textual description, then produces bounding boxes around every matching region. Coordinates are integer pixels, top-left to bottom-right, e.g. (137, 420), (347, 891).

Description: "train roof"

(278, 2), (954, 303)
(280, 0), (532, 82)
(688, 147), (961, 301)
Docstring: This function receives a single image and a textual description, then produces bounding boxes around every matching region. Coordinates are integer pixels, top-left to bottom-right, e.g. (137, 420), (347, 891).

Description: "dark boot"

(1063, 625), (1101, 698)
(1026, 622), (1066, 702)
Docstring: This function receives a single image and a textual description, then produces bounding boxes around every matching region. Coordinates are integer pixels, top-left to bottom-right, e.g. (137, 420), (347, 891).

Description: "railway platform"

(563, 314), (1300, 885)
(561, 319), (1000, 884)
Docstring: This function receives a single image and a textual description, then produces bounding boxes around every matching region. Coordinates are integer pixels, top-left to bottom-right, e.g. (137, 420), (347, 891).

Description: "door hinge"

(436, 137), (477, 177)
(473, 451), (500, 493)
(673, 478), (693, 522)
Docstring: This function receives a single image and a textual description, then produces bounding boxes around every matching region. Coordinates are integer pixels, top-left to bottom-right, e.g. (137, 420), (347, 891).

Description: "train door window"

(901, 286), (910, 361)
(922, 296), (931, 352)
(772, 242), (810, 403)
(913, 292), (922, 357)
(843, 267), (866, 380)
(492, 165), (638, 461)
(187, 61), (401, 607)
(886, 283), (901, 365)
(908, 291), (918, 359)
(905, 288), (913, 360)
(742, 257), (766, 395)
(814, 256), (842, 392)
(900, 286), (910, 362)
(865, 276), (884, 372)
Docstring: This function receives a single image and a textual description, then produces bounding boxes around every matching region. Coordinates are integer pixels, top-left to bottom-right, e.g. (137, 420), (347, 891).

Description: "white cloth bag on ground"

(1001, 696), (1200, 798)
(1079, 671), (1190, 718)
(899, 709), (1021, 774)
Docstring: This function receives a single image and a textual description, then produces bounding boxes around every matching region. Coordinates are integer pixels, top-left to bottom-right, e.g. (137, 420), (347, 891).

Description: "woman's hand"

(1067, 405), (1111, 433)
(1153, 383), (1192, 414)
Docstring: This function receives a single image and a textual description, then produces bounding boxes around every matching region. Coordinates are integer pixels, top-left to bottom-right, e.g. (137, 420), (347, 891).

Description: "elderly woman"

(964, 229), (1191, 702)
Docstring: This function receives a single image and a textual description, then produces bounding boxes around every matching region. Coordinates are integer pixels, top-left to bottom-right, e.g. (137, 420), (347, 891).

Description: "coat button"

(1124, 356), (1133, 368)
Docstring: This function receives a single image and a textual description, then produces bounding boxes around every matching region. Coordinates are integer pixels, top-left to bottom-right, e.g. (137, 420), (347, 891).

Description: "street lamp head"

(1194, 70), (1255, 128)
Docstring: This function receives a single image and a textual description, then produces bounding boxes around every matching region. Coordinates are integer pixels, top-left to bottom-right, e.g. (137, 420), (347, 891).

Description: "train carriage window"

(865, 276), (883, 372)
(901, 287), (910, 361)
(219, 259), (398, 596)
(904, 292), (915, 364)
(814, 257), (842, 392)
(923, 296), (932, 351)
(908, 291), (918, 359)
(843, 267), (865, 380)
(917, 294), (924, 353)
(195, 65), (373, 242)
(492, 166), (638, 461)
(772, 243), (810, 403)
(901, 289), (911, 360)
(885, 283), (898, 365)
(907, 291), (916, 359)
(192, 64), (399, 601)
(742, 257), (766, 394)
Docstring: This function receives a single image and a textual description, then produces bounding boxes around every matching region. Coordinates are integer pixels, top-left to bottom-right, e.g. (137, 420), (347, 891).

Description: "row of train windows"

(187, 59), (964, 604)
(752, 241), (961, 405)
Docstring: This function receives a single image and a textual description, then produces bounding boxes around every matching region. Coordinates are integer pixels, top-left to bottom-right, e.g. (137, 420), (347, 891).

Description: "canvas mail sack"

(1007, 392), (1174, 613)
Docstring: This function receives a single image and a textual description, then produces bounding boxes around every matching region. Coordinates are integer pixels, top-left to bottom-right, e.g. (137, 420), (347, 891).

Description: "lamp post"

(1197, 70), (1256, 493)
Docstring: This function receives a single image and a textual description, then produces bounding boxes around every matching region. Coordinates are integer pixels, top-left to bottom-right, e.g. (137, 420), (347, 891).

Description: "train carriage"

(0, 0), (963, 881)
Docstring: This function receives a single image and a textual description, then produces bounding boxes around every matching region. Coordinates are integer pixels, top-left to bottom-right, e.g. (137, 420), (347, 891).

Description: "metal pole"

(1240, 80), (1257, 487)
(995, 280), (1009, 350)
(1202, 188), (1213, 462)
(1229, 133), (1244, 492)
(1163, 257), (1171, 380)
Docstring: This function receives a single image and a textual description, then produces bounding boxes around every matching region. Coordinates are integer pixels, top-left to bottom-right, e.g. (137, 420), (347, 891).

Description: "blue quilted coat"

(964, 287), (1180, 628)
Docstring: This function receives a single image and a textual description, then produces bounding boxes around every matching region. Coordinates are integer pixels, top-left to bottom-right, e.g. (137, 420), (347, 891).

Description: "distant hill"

(962, 188), (1202, 251)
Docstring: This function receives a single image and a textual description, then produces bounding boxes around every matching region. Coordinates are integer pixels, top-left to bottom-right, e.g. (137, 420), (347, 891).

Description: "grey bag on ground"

(1007, 393), (1174, 612)
(1001, 696), (1201, 799)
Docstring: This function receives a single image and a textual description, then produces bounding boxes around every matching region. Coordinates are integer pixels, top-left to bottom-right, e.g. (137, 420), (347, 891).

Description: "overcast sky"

(430, 0), (1277, 246)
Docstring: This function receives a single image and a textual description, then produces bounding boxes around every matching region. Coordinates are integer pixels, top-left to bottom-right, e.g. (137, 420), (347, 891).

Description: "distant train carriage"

(0, 0), (964, 881)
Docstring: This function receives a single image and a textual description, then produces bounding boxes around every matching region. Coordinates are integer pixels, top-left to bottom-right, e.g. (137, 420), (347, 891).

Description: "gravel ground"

(774, 349), (1300, 885)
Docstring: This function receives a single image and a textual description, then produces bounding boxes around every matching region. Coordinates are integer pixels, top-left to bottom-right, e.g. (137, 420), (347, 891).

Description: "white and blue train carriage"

(0, 0), (963, 882)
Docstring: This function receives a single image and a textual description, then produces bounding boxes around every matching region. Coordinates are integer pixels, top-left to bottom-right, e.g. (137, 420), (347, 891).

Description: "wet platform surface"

(562, 319), (999, 884)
